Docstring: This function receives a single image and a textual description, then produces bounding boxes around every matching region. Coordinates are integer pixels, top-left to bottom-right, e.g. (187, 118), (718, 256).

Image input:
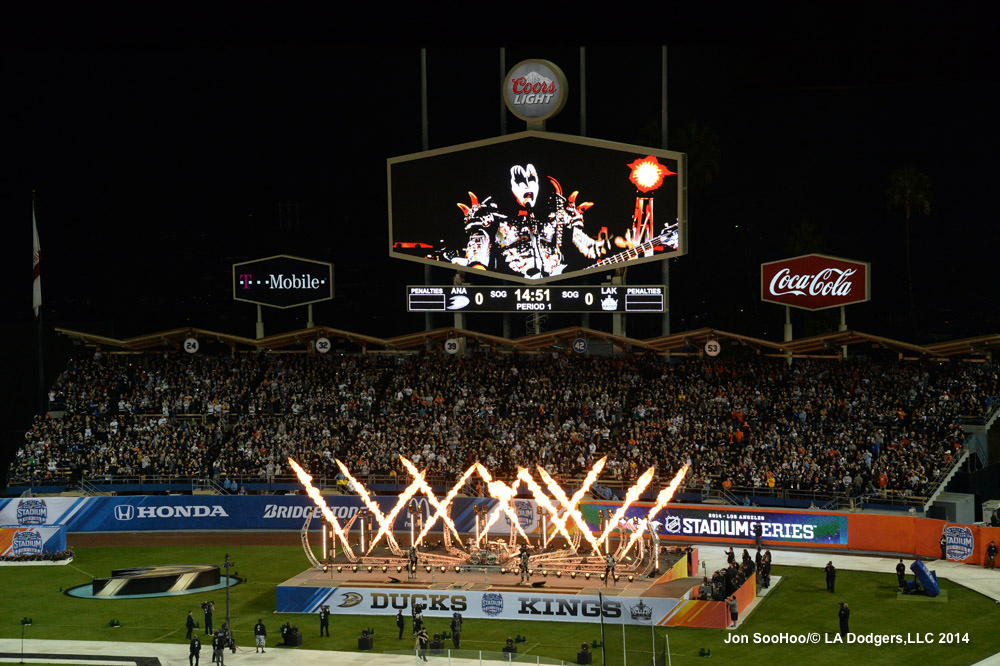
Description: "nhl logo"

(16, 499), (47, 525)
(629, 600), (653, 623)
(11, 530), (43, 557)
(482, 593), (504, 617)
(944, 525), (974, 562)
(664, 516), (681, 534)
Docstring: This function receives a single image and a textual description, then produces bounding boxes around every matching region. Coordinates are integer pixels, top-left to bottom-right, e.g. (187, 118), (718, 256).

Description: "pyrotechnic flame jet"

(619, 464), (690, 559)
(594, 466), (657, 551)
(288, 457), (356, 559)
(400, 456), (472, 546)
(537, 457), (606, 553)
(336, 459), (424, 555)
(516, 467), (576, 547)
(474, 463), (530, 544)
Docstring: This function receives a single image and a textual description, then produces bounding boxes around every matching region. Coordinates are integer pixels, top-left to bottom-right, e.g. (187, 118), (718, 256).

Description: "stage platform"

(282, 539), (692, 597)
(272, 540), (744, 627)
(279, 562), (688, 598)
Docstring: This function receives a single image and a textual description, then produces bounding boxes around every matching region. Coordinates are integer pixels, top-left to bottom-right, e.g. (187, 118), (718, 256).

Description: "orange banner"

(843, 515), (1000, 566)
(652, 553), (690, 585)
(660, 569), (755, 629)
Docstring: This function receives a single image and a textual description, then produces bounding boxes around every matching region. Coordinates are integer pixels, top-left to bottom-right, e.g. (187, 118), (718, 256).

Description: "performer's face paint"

(510, 164), (539, 208)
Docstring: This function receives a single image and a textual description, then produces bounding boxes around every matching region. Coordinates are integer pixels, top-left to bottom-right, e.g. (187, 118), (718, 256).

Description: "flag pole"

(598, 590), (607, 666)
(33, 191), (45, 416)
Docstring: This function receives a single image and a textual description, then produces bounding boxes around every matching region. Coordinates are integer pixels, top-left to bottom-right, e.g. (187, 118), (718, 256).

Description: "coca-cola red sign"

(761, 254), (870, 311)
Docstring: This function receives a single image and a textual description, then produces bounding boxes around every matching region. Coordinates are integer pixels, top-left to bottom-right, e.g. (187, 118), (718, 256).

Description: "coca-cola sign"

(761, 254), (870, 311)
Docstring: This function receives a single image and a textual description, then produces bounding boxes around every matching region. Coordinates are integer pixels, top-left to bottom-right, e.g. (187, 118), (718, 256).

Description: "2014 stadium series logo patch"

(482, 593), (503, 617)
(944, 525), (974, 561)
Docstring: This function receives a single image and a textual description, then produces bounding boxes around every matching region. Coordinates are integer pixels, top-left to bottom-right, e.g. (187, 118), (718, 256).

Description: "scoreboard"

(406, 285), (665, 313)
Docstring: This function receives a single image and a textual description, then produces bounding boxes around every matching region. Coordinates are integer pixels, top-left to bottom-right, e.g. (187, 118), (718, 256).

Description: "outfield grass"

(1, 546), (998, 665)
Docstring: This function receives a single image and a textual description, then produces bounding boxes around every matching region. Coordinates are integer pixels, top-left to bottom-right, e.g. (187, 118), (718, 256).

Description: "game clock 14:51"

(406, 285), (665, 313)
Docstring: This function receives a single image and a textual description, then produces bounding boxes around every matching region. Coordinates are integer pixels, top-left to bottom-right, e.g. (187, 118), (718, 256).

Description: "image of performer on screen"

(448, 164), (609, 279)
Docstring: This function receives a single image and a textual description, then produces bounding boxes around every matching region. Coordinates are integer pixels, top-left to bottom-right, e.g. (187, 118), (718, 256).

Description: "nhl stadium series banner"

(579, 503), (849, 546)
(0, 526), (67, 557)
(3, 496), (998, 565)
(0, 497), (837, 542)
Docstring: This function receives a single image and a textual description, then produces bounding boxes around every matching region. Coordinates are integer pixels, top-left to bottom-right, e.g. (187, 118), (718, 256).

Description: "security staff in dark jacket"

(838, 602), (850, 638)
(319, 605), (330, 637)
(211, 631), (225, 665)
(186, 611), (196, 639)
(987, 541), (998, 569)
(896, 559), (906, 587)
(397, 610), (406, 639)
(189, 636), (202, 666)
(825, 562), (836, 593)
(203, 601), (214, 635)
(450, 613), (462, 648)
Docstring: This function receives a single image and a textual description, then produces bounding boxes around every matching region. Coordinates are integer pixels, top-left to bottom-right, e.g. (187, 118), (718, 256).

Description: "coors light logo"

(761, 254), (870, 311)
(503, 59), (568, 122)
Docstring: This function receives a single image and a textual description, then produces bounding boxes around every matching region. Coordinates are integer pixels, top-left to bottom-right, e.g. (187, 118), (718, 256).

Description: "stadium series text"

(723, 633), (969, 645)
(671, 517), (815, 540)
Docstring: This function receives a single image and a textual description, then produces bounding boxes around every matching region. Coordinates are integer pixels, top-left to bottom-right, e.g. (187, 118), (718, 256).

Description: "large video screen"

(388, 132), (687, 285)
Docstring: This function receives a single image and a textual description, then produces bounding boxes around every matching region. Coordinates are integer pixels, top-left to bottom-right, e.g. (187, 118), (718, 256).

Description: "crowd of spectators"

(8, 350), (999, 503)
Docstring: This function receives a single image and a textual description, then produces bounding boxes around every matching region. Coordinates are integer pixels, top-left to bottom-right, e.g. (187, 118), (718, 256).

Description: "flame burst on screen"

(628, 156), (675, 193)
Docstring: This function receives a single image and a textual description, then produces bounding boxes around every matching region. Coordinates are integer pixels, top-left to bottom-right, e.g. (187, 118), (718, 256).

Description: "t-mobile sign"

(761, 254), (870, 311)
(232, 254), (334, 309)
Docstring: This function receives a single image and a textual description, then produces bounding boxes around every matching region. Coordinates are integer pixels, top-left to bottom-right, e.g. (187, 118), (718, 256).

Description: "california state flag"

(32, 199), (42, 319)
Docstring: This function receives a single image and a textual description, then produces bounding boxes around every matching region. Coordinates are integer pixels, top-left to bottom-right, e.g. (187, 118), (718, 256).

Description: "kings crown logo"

(601, 296), (618, 311)
(482, 593), (504, 617)
(16, 499), (47, 525)
(11, 530), (43, 557)
(629, 600), (653, 622)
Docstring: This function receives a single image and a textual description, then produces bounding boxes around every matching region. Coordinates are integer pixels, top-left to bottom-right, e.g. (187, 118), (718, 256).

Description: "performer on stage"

(605, 553), (617, 587)
(408, 546), (418, 581)
(519, 546), (531, 585)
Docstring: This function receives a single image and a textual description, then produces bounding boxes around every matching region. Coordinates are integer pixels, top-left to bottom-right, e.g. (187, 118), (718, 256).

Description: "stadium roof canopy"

(54, 326), (1000, 360)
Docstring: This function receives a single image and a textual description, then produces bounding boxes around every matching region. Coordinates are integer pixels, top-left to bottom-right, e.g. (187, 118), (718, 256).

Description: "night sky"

(1, 16), (997, 442)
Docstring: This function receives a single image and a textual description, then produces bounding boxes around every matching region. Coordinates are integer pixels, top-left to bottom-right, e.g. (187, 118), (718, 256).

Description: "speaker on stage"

(531, 581), (546, 588)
